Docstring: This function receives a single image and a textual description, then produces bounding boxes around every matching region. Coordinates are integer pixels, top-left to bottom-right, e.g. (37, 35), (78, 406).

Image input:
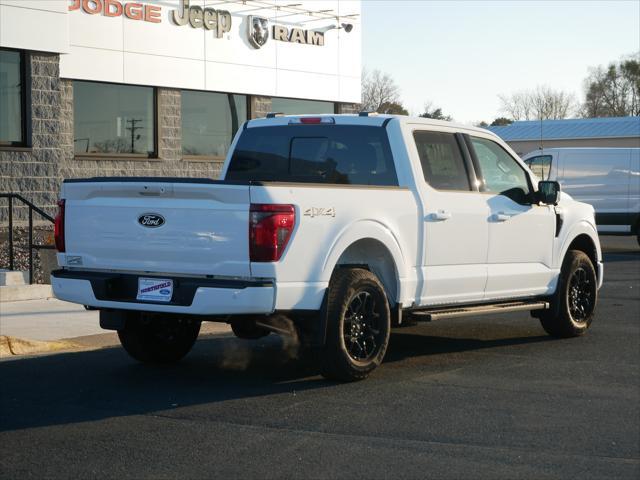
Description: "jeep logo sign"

(138, 214), (165, 228)
(172, 0), (232, 38)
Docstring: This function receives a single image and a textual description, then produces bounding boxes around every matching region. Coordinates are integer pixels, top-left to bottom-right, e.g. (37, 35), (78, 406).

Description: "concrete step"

(0, 270), (29, 287)
(0, 284), (53, 302)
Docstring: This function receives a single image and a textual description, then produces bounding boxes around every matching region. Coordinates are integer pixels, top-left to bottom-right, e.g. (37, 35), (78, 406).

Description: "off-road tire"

(319, 268), (391, 382)
(117, 313), (201, 364)
(231, 317), (271, 340)
(539, 250), (597, 338)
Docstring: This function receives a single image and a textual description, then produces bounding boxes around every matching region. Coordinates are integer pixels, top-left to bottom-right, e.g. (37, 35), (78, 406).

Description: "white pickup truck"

(52, 114), (603, 381)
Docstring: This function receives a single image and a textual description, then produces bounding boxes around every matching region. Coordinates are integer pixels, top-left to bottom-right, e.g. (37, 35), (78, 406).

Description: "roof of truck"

(247, 114), (492, 135)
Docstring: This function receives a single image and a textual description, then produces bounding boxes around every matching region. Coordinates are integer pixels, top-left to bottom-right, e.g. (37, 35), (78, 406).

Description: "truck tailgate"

(62, 180), (251, 277)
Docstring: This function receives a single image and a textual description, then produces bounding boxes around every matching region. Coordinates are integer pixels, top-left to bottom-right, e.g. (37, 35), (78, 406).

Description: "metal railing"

(1, 193), (55, 284)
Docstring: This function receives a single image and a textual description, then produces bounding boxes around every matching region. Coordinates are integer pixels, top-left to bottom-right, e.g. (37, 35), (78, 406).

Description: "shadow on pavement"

(0, 326), (554, 433)
(385, 330), (551, 363)
(603, 251), (640, 263)
(0, 334), (324, 433)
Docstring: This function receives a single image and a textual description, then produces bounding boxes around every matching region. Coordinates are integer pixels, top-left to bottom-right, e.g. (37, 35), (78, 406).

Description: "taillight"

(249, 204), (295, 262)
(54, 199), (65, 252)
(288, 117), (335, 125)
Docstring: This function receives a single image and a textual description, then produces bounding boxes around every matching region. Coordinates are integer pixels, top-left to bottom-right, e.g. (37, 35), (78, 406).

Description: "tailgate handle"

(139, 185), (167, 196)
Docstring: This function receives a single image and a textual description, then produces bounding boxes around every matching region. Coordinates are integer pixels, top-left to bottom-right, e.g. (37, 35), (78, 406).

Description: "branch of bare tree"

(499, 86), (578, 121)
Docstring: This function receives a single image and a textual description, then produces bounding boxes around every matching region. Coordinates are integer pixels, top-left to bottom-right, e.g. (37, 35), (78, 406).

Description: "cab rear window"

(227, 125), (398, 186)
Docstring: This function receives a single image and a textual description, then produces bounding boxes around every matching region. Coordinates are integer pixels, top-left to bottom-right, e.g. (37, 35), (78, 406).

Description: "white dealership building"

(0, 0), (361, 219)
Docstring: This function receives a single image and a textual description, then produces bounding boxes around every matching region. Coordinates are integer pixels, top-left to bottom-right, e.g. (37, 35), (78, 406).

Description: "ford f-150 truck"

(52, 114), (603, 381)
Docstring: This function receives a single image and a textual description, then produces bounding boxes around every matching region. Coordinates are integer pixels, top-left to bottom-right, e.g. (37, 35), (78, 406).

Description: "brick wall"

(251, 96), (272, 119)
(0, 52), (64, 221)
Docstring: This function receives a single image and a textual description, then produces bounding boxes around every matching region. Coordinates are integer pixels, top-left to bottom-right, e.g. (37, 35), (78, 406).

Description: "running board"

(410, 301), (549, 321)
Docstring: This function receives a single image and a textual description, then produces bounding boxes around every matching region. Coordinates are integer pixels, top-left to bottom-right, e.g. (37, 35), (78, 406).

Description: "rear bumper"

(51, 270), (275, 315)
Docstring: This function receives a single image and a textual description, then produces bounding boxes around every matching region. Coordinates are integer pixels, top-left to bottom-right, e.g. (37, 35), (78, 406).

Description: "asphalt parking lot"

(0, 236), (638, 479)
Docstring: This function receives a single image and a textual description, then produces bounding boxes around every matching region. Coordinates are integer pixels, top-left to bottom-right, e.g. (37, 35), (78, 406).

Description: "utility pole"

(126, 119), (143, 153)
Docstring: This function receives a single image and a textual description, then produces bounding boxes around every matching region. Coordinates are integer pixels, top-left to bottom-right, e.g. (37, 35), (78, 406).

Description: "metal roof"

(216, 1), (360, 24)
(486, 116), (640, 141)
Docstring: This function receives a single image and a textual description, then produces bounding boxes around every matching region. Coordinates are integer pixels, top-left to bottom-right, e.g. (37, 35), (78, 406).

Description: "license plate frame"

(136, 277), (174, 303)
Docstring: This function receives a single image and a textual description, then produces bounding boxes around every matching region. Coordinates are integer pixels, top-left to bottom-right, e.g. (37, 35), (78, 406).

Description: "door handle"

(493, 212), (512, 222)
(429, 210), (452, 221)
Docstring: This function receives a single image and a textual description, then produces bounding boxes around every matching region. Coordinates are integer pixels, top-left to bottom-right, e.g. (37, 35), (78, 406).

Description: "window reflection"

(181, 91), (247, 158)
(0, 49), (23, 145)
(73, 81), (155, 156)
(271, 97), (335, 115)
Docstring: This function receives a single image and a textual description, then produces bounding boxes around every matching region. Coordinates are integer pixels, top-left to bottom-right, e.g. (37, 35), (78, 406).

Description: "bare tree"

(378, 101), (408, 115)
(361, 68), (401, 112)
(582, 53), (640, 117)
(499, 86), (578, 120)
(419, 101), (452, 121)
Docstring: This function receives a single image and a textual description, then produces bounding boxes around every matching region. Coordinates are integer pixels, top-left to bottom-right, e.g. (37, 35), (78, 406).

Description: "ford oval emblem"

(138, 213), (165, 228)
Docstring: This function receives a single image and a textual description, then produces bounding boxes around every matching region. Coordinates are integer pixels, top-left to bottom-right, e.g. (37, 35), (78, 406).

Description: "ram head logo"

(248, 16), (269, 48)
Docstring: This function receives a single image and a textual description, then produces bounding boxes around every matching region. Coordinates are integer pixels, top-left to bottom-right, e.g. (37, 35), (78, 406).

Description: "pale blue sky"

(361, 0), (640, 123)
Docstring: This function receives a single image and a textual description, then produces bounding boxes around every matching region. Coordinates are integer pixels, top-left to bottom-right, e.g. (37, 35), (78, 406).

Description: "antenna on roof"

(539, 116), (544, 153)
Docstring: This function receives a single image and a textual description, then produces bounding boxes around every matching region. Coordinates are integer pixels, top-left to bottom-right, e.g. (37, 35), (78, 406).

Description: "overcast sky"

(361, 0), (640, 124)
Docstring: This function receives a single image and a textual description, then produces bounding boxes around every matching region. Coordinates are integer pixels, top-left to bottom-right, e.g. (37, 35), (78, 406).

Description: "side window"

(413, 131), (471, 191)
(469, 136), (531, 203)
(524, 155), (552, 180)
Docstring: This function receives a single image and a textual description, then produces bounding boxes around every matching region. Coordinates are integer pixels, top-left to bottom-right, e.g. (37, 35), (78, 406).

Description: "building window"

(270, 97), (335, 115)
(73, 81), (155, 156)
(0, 49), (25, 146)
(182, 91), (247, 159)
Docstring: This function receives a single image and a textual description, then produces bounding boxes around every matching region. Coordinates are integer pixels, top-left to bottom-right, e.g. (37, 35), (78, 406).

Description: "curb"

(0, 284), (53, 302)
(0, 335), (80, 358)
(0, 324), (233, 359)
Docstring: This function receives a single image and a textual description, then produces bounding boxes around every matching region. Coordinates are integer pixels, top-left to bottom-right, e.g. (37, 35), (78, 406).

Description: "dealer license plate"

(136, 277), (173, 302)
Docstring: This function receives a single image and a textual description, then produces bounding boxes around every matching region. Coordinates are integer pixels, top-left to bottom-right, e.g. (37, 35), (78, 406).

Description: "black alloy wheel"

(567, 266), (595, 323)
(319, 268), (391, 381)
(539, 249), (597, 338)
(343, 290), (385, 362)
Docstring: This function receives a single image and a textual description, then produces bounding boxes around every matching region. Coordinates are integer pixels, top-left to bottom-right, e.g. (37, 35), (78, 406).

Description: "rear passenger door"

(411, 129), (489, 305)
(467, 135), (556, 299)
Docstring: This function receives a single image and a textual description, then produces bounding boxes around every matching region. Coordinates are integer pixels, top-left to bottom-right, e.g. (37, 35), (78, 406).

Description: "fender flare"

(558, 220), (602, 267)
(321, 219), (408, 301)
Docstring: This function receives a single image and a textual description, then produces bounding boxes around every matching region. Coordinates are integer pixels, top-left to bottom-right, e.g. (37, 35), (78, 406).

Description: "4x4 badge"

(303, 207), (335, 218)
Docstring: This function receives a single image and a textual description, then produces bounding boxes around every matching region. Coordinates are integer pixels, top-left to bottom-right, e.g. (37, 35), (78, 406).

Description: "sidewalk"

(1, 298), (102, 341)
(0, 298), (231, 357)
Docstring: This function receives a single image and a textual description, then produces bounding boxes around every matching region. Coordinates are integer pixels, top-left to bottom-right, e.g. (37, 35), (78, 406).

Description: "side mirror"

(538, 180), (561, 205)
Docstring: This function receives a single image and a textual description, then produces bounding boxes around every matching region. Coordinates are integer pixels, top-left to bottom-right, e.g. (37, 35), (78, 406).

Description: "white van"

(522, 148), (640, 243)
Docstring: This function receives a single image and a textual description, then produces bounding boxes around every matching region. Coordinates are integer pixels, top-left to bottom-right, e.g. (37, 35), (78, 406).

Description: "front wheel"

(539, 250), (597, 338)
(319, 268), (391, 382)
(117, 313), (201, 364)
